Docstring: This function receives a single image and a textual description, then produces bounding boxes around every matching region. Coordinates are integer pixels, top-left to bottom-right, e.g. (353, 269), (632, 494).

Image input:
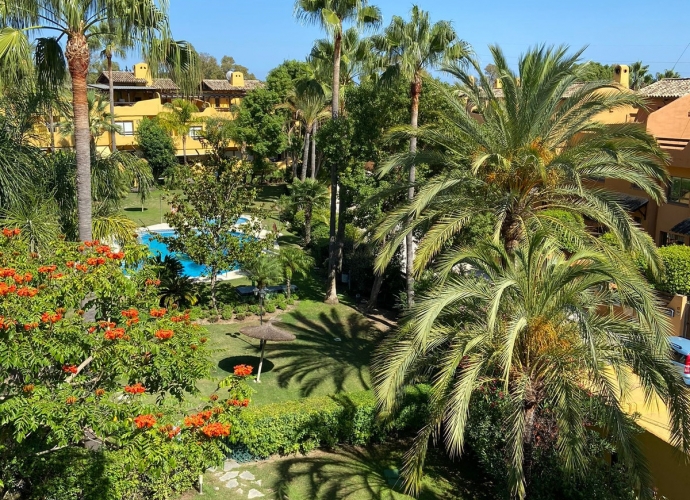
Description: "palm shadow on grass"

(273, 444), (476, 500)
(218, 355), (275, 375)
(267, 308), (383, 397)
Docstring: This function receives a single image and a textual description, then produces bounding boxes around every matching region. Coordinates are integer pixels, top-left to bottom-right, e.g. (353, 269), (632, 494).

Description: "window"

(189, 126), (202, 139)
(215, 97), (221, 107)
(668, 176), (690, 204)
(115, 121), (134, 136)
(660, 231), (686, 246)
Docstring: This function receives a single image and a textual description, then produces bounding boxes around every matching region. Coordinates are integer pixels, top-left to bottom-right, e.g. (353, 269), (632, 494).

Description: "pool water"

(140, 228), (246, 278)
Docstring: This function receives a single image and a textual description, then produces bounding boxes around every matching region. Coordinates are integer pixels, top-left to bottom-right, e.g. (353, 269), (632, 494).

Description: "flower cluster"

(171, 312), (190, 323)
(233, 364), (253, 377)
(86, 257), (107, 266)
(37, 265), (57, 274)
(23, 384), (34, 393)
(104, 328), (126, 341)
(124, 383), (146, 394)
(0, 268), (16, 277)
(75, 264), (89, 273)
(0, 283), (16, 296)
(159, 424), (181, 439)
(134, 414), (157, 429)
(121, 308), (139, 319)
(3, 228), (20, 238)
(184, 410), (213, 428)
(145, 279), (161, 286)
(155, 329), (174, 340)
(0, 316), (15, 330)
(62, 364), (78, 374)
(16, 286), (38, 297)
(65, 396), (77, 405)
(227, 398), (250, 407)
(23, 322), (39, 331)
(98, 321), (117, 329)
(201, 422), (231, 438)
(150, 308), (167, 318)
(11, 272), (32, 284)
(41, 311), (62, 324)
(95, 388), (105, 397)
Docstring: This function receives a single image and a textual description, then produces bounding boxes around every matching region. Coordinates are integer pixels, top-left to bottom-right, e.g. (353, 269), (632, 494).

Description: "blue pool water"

(141, 225), (249, 278)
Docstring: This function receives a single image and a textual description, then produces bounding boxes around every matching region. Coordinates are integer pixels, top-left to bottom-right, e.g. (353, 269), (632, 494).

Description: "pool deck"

(139, 218), (278, 283)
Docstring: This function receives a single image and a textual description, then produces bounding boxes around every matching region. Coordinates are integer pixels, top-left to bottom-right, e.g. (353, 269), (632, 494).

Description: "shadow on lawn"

(218, 355), (274, 375)
(267, 308), (383, 397)
(274, 445), (471, 500)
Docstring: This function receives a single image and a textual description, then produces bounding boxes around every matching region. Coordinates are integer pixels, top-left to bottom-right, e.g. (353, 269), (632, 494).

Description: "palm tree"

(62, 90), (120, 147)
(372, 5), (470, 308)
(89, 21), (131, 152)
(278, 91), (330, 181)
(373, 45), (668, 277)
(629, 61), (653, 90)
(289, 179), (329, 246)
(0, 1), (198, 241)
(278, 246), (315, 298)
(0, 194), (60, 254)
(159, 98), (200, 165)
(245, 254), (283, 290)
(655, 69), (681, 81)
(294, 0), (382, 305)
(374, 232), (690, 499)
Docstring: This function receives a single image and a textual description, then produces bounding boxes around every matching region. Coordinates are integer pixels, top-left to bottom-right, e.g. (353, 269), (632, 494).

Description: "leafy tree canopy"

(198, 53), (256, 80)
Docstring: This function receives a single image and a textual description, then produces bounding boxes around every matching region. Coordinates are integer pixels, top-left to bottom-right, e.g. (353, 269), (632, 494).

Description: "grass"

(192, 296), (384, 407)
(180, 443), (476, 500)
(118, 188), (179, 228)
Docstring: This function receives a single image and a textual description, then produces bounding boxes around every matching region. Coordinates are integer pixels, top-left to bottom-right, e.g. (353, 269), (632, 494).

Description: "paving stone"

(248, 489), (265, 498)
(254, 480), (262, 486)
(224, 479), (239, 489)
(206, 466), (217, 473)
(214, 487), (219, 491)
(236, 489), (244, 495)
(224, 459), (240, 471)
(219, 471), (239, 481)
(239, 471), (255, 481)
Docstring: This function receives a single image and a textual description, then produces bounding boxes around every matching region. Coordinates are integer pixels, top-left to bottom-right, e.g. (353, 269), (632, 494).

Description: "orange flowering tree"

(0, 229), (253, 495)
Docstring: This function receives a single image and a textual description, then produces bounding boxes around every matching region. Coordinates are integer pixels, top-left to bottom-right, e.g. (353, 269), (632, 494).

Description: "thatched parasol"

(239, 323), (296, 382)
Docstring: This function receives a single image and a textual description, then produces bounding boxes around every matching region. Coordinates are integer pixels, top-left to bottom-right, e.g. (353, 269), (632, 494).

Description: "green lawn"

(193, 297), (384, 406)
(180, 443), (476, 500)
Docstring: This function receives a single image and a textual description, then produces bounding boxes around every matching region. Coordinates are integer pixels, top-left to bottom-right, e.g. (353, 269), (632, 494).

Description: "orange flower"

(0, 283), (16, 296)
(190, 344), (198, 350)
(41, 312), (62, 323)
(95, 388), (105, 397)
(133, 414), (157, 429)
(124, 383), (146, 394)
(95, 245), (111, 254)
(200, 337), (208, 343)
(87, 326), (97, 334)
(65, 261), (75, 268)
(98, 321), (116, 329)
(50, 273), (64, 279)
(145, 279), (161, 286)
(184, 410), (213, 427)
(108, 251), (125, 260)
(149, 308), (167, 318)
(0, 316), (15, 330)
(201, 422), (231, 438)
(78, 245), (85, 252)
(16, 286), (38, 297)
(2, 228), (20, 238)
(171, 313), (190, 323)
(23, 322), (38, 331)
(37, 265), (57, 274)
(126, 318), (139, 327)
(233, 364), (253, 377)
(155, 329), (174, 340)
(66, 396), (77, 405)
(210, 394), (219, 401)
(0, 268), (16, 278)
(23, 384), (34, 393)
(104, 328), (126, 340)
(75, 264), (89, 272)
(121, 308), (139, 319)
(62, 364), (78, 374)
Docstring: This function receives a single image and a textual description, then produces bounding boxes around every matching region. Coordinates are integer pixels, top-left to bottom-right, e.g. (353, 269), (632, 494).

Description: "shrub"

(235, 314), (246, 321)
(657, 245), (690, 296)
(221, 305), (234, 320)
(264, 303), (276, 313)
(228, 386), (430, 458)
(248, 304), (260, 315)
(276, 298), (287, 310)
(188, 306), (203, 320)
(291, 294), (299, 301)
(135, 117), (178, 180)
(234, 304), (247, 315)
(286, 297), (295, 306)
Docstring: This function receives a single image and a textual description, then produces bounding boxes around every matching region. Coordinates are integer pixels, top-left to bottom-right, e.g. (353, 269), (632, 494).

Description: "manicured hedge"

(229, 386), (430, 458)
(656, 245), (690, 296)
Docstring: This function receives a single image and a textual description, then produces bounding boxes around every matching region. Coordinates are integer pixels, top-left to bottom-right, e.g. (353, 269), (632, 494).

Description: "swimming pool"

(140, 224), (249, 278)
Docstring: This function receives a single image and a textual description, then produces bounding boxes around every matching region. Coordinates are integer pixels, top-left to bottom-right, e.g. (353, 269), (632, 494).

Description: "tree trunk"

(108, 53), (117, 152)
(336, 182), (347, 271)
(182, 134), (188, 165)
(301, 129), (310, 182)
(501, 215), (523, 253)
(291, 151), (297, 180)
(286, 277), (291, 299)
(406, 76), (421, 308)
(365, 272), (384, 313)
(325, 26), (343, 305)
(48, 106), (55, 152)
(210, 270), (218, 314)
(66, 32), (93, 242)
(304, 206), (312, 246)
(310, 121), (317, 180)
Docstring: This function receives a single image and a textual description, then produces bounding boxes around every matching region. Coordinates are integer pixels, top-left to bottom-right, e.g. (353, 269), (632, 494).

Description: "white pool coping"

(137, 216), (279, 283)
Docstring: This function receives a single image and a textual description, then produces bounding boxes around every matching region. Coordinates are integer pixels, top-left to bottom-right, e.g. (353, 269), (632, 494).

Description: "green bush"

(234, 304), (247, 315)
(248, 304), (260, 315)
(291, 294), (299, 301)
(188, 306), (203, 321)
(276, 299), (287, 310)
(135, 117), (178, 180)
(264, 303), (276, 313)
(229, 386), (430, 458)
(286, 297), (295, 306)
(221, 305), (234, 320)
(235, 313), (246, 321)
(657, 245), (690, 295)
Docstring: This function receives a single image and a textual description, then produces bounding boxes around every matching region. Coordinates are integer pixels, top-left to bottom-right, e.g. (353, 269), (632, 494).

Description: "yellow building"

(40, 62), (263, 158)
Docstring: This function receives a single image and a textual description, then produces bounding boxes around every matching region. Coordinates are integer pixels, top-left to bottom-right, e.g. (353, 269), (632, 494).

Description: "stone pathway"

(211, 459), (267, 498)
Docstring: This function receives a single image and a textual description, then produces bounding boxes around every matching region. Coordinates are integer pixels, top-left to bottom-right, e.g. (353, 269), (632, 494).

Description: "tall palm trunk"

(336, 183), (347, 271)
(325, 26), (343, 305)
(310, 121), (317, 179)
(107, 53), (117, 152)
(66, 33), (93, 242)
(304, 205), (312, 246)
(48, 106), (55, 151)
(301, 127), (310, 181)
(406, 75), (421, 308)
(182, 134), (187, 165)
(501, 215), (523, 253)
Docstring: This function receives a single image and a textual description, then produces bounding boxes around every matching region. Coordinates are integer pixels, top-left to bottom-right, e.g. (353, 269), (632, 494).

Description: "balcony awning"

(617, 193), (649, 213)
(670, 218), (690, 235)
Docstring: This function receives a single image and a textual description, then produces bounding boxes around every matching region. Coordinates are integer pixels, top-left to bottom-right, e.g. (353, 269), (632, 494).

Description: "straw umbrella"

(240, 323), (296, 382)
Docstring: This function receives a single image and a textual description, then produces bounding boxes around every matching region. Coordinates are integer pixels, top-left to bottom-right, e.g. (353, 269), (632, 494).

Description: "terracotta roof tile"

(97, 71), (147, 85)
(638, 79), (690, 98)
(152, 78), (178, 91)
(202, 79), (263, 92)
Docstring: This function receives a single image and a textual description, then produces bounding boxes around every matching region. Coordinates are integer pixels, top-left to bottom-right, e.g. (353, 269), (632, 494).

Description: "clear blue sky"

(122, 0), (690, 80)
